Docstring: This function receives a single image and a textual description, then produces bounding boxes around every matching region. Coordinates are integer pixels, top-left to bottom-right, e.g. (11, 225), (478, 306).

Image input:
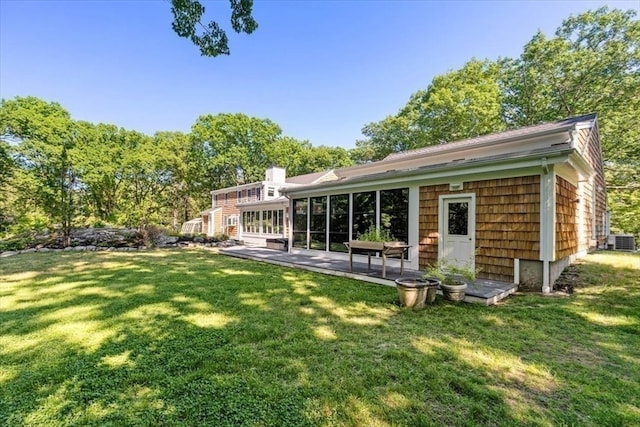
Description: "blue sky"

(1, 0), (637, 149)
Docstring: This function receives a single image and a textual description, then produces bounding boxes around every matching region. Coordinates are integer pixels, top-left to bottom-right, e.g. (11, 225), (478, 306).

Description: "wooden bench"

(344, 241), (411, 278)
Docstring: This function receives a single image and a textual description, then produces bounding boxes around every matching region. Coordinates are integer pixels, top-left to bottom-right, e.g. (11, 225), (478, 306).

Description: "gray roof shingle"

(382, 113), (596, 162)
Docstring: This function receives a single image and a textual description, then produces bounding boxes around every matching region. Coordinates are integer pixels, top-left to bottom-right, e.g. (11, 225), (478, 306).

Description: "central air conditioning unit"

(607, 234), (636, 251)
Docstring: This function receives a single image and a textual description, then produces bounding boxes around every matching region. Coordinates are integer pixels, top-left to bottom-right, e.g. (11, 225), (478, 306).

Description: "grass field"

(1, 249), (639, 426)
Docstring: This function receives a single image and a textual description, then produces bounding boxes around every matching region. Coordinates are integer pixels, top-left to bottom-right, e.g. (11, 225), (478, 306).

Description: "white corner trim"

(407, 185), (420, 270)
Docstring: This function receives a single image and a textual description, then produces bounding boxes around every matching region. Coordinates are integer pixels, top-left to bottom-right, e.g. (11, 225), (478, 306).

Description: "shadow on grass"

(1, 249), (639, 426)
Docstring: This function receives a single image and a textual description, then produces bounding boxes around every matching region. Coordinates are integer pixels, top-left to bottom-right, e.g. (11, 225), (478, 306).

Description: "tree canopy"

(170, 0), (258, 57)
(1, 7), (637, 237)
(354, 7), (638, 235)
(0, 102), (353, 235)
(354, 59), (504, 162)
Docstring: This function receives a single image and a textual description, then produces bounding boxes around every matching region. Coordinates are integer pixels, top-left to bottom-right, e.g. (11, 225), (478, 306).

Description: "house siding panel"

(556, 177), (579, 259)
(220, 191), (241, 238)
(419, 175), (541, 282)
(585, 127), (607, 248)
(575, 125), (607, 250)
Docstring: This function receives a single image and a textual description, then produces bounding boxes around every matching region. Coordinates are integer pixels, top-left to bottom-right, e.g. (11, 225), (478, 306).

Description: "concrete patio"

(220, 246), (518, 305)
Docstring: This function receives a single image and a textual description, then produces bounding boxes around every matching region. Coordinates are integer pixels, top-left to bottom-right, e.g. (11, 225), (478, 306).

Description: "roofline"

(282, 146), (576, 195)
(383, 127), (574, 163)
(210, 182), (264, 195)
(237, 198), (288, 208)
(379, 112), (596, 164)
(285, 169), (335, 185)
(200, 207), (222, 215)
(209, 169), (335, 194)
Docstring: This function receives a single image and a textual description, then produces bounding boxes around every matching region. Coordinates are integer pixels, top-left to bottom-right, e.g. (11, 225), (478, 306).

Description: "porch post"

(408, 185), (420, 271)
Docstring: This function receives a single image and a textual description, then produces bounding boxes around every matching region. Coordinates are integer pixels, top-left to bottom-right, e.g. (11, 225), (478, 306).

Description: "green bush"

(212, 233), (229, 242)
(139, 225), (166, 248)
(0, 237), (29, 251)
(356, 225), (395, 242)
(6, 212), (49, 236)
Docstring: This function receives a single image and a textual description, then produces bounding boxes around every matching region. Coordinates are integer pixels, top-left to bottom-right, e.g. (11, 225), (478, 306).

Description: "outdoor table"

(344, 241), (411, 278)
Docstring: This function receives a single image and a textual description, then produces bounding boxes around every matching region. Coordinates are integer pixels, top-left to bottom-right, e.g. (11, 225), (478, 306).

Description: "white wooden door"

(440, 196), (475, 269)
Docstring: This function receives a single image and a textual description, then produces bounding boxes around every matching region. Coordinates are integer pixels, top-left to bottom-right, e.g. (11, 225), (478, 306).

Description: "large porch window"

(329, 194), (349, 252)
(310, 197), (327, 250)
(241, 209), (284, 235)
(380, 188), (409, 244)
(292, 187), (409, 252)
(352, 191), (376, 239)
(292, 199), (308, 248)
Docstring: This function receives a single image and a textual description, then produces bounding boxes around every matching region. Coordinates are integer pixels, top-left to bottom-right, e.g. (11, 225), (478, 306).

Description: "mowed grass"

(1, 250), (639, 426)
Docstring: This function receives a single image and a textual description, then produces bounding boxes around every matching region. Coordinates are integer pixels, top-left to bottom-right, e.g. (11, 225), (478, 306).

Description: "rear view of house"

(282, 114), (607, 292)
(200, 167), (336, 247)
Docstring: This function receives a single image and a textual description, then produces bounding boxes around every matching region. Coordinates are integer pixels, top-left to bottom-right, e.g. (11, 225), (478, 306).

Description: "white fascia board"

(567, 152), (594, 178)
(285, 154), (571, 198)
(237, 199), (288, 209)
(575, 120), (596, 131)
(200, 207), (222, 215)
(375, 128), (574, 165)
(211, 182), (263, 195)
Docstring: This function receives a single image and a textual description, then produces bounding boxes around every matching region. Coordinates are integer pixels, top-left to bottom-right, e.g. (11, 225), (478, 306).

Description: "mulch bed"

(553, 264), (582, 294)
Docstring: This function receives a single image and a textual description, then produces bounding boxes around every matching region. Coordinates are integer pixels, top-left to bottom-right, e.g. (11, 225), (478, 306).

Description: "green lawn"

(1, 250), (639, 426)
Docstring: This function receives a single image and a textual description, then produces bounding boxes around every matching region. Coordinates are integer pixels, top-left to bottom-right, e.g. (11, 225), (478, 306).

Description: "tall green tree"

(0, 139), (13, 185)
(304, 145), (353, 172)
(606, 164), (640, 236)
(500, 7), (639, 156)
(265, 138), (354, 176)
(114, 130), (182, 228)
(500, 6), (639, 234)
(190, 113), (281, 189)
(170, 0), (258, 57)
(73, 122), (126, 223)
(355, 59), (504, 161)
(0, 97), (77, 245)
(153, 131), (195, 227)
(0, 139), (16, 232)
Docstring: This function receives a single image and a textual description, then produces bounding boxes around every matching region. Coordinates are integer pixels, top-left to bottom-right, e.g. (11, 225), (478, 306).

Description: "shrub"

(7, 212), (49, 236)
(212, 233), (229, 242)
(356, 226), (395, 242)
(139, 225), (166, 248)
(0, 236), (30, 251)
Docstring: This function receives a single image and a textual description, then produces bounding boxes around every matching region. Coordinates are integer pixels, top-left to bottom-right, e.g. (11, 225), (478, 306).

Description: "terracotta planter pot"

(395, 278), (440, 309)
(440, 281), (467, 302)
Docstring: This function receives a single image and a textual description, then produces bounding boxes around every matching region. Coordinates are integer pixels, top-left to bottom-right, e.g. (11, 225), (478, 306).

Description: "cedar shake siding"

(556, 177), (579, 259)
(220, 191), (241, 238)
(419, 175), (541, 282)
(575, 125), (607, 250)
(586, 127), (607, 248)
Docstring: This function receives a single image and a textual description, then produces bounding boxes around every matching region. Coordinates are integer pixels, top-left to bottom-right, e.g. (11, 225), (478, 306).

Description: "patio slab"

(220, 246), (517, 305)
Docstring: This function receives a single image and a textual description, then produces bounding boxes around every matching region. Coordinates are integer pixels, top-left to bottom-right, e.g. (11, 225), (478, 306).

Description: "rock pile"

(0, 228), (239, 258)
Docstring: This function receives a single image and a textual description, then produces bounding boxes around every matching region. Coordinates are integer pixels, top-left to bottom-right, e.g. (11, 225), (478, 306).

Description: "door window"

(447, 202), (468, 236)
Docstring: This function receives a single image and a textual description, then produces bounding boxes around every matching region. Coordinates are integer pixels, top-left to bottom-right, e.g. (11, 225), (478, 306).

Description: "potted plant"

(349, 225), (395, 250)
(423, 258), (479, 302)
(346, 226), (410, 278)
(395, 277), (440, 308)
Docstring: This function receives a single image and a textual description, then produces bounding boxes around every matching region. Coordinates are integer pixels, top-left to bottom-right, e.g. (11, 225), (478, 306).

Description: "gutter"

(375, 125), (577, 164)
(282, 146), (576, 196)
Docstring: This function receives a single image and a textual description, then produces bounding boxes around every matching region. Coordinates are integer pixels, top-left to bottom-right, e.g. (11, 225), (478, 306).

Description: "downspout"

(540, 156), (555, 293)
(541, 157), (549, 174)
